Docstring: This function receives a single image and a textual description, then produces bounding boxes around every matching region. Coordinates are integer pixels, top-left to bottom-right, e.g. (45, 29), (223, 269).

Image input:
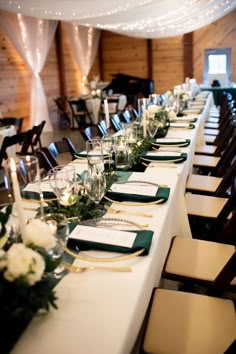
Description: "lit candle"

(10, 158), (26, 236)
(104, 99), (110, 128)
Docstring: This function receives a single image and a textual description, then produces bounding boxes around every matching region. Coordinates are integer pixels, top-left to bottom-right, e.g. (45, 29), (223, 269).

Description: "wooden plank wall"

(193, 10), (236, 84)
(0, 10), (235, 129)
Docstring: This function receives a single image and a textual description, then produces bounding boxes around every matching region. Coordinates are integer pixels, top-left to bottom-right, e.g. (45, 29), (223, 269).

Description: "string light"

(0, 0), (235, 38)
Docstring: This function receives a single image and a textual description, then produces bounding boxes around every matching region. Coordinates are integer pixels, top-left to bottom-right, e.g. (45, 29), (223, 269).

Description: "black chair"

(0, 130), (32, 167)
(80, 125), (103, 141)
(48, 138), (76, 163)
(0, 117), (23, 133)
(36, 148), (58, 175)
(68, 98), (92, 129)
(111, 114), (123, 132)
(54, 96), (71, 128)
(98, 120), (108, 137)
(30, 120), (46, 153)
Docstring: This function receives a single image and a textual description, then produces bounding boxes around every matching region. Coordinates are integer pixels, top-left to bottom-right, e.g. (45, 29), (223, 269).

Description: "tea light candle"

(10, 158), (26, 236)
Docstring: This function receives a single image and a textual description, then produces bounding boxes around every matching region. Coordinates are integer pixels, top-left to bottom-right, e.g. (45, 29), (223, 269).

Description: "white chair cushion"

(165, 236), (236, 284)
(143, 288), (236, 354)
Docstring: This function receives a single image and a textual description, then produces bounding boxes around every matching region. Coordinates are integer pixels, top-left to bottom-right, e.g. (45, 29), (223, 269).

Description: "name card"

(110, 183), (158, 196)
(69, 225), (137, 248)
(147, 151), (181, 157)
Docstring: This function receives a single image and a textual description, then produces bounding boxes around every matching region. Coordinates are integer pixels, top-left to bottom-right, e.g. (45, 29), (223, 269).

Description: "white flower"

(4, 243), (45, 285)
(168, 110), (177, 120)
(23, 218), (56, 250)
(182, 93), (189, 101)
(146, 105), (162, 119)
(0, 249), (7, 270)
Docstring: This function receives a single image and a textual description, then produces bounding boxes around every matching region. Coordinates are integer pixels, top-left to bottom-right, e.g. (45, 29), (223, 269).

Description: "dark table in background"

(201, 87), (236, 106)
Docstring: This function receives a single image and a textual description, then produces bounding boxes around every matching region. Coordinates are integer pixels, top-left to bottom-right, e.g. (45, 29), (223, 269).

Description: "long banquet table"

(12, 92), (213, 354)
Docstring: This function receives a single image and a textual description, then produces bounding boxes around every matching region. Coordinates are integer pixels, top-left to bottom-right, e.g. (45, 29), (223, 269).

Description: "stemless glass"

(40, 213), (69, 279)
(86, 139), (104, 174)
(101, 136), (115, 173)
(48, 165), (78, 206)
(83, 171), (106, 205)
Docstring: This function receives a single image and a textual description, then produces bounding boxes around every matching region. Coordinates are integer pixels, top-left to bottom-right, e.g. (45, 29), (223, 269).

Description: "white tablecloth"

(86, 98), (101, 124)
(12, 92), (213, 354)
(0, 125), (16, 158)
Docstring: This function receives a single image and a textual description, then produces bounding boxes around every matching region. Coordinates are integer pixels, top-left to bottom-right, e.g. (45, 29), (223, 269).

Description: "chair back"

(98, 120), (108, 136)
(211, 128), (236, 177)
(37, 147), (58, 170)
(68, 98), (91, 129)
(80, 126), (103, 141)
(111, 114), (122, 132)
(205, 189), (236, 243)
(30, 120), (46, 153)
(122, 110), (132, 123)
(54, 97), (71, 128)
(48, 139), (76, 161)
(215, 159), (236, 197)
(0, 130), (32, 167)
(0, 117), (23, 133)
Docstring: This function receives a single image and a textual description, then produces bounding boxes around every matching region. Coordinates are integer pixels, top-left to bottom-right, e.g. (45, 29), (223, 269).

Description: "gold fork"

(104, 204), (153, 218)
(63, 262), (132, 273)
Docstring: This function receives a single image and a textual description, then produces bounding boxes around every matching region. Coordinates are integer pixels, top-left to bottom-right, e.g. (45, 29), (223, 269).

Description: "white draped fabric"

(0, 11), (58, 132)
(0, 0), (235, 38)
(64, 23), (101, 95)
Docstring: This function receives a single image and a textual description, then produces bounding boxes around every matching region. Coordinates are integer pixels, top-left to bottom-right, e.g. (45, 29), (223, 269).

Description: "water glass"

(40, 213), (69, 279)
(101, 136), (115, 173)
(86, 139), (104, 174)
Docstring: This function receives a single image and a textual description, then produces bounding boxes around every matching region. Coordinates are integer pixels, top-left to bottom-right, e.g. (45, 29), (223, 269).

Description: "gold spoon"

(63, 262), (132, 273)
(104, 204), (153, 218)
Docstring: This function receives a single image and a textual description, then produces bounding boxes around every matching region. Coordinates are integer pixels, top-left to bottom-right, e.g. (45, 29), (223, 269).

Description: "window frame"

(203, 48), (231, 86)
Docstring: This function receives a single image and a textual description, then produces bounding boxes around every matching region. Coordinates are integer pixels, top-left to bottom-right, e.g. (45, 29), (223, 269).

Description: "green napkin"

(152, 138), (191, 147)
(67, 228), (154, 256)
(105, 185), (170, 203)
(140, 151), (188, 164)
(21, 190), (56, 200)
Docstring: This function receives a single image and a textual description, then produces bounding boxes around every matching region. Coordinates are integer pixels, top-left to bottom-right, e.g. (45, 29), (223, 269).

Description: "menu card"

(69, 225), (137, 248)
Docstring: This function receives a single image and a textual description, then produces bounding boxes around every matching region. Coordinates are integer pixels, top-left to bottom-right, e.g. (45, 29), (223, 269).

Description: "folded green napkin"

(169, 123), (195, 129)
(152, 138), (190, 147)
(105, 185), (170, 203)
(140, 151), (188, 163)
(171, 117), (198, 123)
(67, 228), (154, 256)
(21, 190), (56, 200)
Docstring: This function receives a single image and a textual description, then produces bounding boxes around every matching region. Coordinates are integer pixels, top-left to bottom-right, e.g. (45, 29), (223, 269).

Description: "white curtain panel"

(0, 1), (235, 38)
(64, 23), (101, 94)
(0, 10), (58, 132)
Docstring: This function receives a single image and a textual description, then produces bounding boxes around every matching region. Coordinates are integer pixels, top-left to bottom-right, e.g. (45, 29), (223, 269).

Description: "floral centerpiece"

(0, 205), (60, 352)
(146, 105), (170, 138)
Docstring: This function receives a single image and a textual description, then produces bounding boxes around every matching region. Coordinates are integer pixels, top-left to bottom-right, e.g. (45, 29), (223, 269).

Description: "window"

(204, 48), (231, 87)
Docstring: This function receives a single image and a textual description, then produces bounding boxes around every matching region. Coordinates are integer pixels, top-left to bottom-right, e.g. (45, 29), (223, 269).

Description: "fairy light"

(1, 0), (235, 38)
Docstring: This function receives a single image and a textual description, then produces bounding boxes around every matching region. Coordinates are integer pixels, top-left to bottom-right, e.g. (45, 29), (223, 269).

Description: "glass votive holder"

(113, 136), (130, 170)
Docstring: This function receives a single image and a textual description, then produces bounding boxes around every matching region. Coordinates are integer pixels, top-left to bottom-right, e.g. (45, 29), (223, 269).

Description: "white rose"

(23, 218), (56, 250)
(168, 110), (176, 120)
(146, 105), (162, 118)
(0, 249), (7, 270)
(4, 243), (45, 285)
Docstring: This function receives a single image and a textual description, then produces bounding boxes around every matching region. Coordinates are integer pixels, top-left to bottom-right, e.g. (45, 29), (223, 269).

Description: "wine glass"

(83, 170), (106, 205)
(40, 213), (69, 279)
(48, 165), (78, 206)
(147, 117), (158, 138)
